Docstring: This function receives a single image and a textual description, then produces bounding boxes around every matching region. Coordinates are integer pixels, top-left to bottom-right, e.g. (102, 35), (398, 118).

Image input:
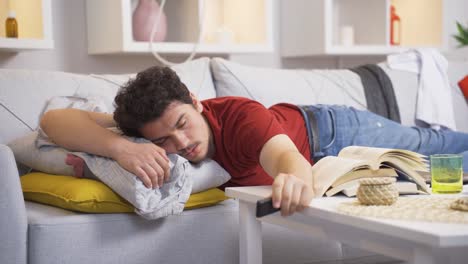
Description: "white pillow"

(8, 130), (230, 194)
(187, 159), (231, 193)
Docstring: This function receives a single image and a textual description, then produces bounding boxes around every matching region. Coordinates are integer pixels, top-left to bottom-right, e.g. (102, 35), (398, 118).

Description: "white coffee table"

(226, 186), (468, 264)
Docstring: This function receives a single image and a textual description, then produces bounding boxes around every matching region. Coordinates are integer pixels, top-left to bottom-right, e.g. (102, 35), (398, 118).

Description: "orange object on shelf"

(390, 5), (401, 46)
(459, 75), (468, 100)
(5, 11), (18, 38)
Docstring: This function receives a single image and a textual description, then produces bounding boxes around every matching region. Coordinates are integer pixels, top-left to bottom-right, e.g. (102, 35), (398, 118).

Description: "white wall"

(230, 0), (385, 69)
(0, 0), (281, 74)
(0, 0), (178, 73)
(0, 0), (465, 74)
(443, 0), (468, 49)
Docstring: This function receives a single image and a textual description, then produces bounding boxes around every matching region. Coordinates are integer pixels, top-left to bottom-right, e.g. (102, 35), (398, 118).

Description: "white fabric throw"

(37, 129), (192, 220)
(35, 95), (231, 219)
(387, 48), (456, 130)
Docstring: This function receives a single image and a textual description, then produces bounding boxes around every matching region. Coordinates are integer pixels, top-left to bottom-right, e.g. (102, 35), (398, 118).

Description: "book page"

(383, 159), (431, 193)
(339, 146), (428, 172)
(396, 181), (422, 194)
(328, 181), (419, 197)
(384, 154), (428, 171)
(312, 156), (369, 197)
(326, 178), (361, 197)
(338, 146), (393, 170)
(331, 167), (397, 187)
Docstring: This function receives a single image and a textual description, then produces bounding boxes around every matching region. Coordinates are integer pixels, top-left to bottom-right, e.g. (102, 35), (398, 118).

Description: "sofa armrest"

(0, 144), (27, 264)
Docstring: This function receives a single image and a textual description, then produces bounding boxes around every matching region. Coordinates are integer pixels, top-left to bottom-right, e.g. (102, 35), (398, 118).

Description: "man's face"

(140, 99), (214, 163)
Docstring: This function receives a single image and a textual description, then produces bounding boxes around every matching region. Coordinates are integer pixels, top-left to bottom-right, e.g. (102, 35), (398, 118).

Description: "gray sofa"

(1, 57), (467, 264)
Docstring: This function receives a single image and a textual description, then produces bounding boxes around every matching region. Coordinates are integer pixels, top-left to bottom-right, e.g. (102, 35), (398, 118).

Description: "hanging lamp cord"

(149, 0), (206, 66)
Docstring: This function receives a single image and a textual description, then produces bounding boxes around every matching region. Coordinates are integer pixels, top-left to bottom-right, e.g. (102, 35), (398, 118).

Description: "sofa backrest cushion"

(210, 57), (368, 109)
(0, 70), (100, 144)
(211, 58), (468, 132)
(377, 62), (419, 127)
(0, 58), (216, 144)
(89, 57), (216, 101)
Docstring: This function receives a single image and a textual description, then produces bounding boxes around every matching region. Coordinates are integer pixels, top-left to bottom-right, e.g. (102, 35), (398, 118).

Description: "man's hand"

(113, 141), (170, 189)
(271, 173), (314, 216)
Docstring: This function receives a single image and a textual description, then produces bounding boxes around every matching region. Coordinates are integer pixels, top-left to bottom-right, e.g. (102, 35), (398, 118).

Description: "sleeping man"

(40, 66), (468, 216)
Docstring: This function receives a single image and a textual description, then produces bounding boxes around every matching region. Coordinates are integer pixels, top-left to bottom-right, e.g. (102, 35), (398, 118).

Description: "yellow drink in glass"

(430, 154), (463, 194)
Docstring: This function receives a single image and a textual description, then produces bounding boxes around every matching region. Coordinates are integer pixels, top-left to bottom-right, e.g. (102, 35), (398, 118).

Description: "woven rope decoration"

(451, 197), (468, 212)
(356, 177), (398, 205)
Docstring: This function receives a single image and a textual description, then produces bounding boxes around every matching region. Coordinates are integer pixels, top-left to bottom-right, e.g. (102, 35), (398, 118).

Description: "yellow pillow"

(21, 172), (229, 214)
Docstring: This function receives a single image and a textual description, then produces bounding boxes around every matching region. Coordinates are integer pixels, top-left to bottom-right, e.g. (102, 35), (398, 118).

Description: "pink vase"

(132, 0), (167, 42)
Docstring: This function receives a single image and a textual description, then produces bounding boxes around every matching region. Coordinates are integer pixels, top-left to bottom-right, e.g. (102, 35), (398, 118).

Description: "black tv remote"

(256, 197), (280, 217)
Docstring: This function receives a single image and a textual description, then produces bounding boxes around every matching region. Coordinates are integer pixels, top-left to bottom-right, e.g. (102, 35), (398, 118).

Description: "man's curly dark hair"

(113, 66), (192, 137)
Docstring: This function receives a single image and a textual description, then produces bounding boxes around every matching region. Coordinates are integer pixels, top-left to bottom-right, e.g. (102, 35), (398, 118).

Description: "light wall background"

(391, 0), (443, 46)
(0, 0), (466, 74)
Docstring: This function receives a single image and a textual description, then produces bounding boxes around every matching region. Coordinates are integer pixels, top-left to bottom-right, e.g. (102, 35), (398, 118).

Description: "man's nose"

(174, 132), (189, 151)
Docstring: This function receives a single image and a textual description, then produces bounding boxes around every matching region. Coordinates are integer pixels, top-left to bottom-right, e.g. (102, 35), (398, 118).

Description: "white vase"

(132, 0), (167, 42)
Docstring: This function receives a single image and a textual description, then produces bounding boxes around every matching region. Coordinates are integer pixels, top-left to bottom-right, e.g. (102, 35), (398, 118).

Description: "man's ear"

(190, 92), (203, 112)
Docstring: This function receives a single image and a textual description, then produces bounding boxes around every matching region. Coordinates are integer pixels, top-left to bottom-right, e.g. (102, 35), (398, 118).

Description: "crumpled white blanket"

(37, 127), (192, 220)
(387, 48), (456, 130)
(37, 95), (231, 220)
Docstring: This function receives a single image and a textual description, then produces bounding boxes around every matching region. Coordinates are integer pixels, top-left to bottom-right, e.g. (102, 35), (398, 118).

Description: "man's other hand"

(271, 173), (314, 216)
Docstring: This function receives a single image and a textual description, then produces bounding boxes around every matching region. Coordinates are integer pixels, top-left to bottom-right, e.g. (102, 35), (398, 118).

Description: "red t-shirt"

(202, 97), (311, 188)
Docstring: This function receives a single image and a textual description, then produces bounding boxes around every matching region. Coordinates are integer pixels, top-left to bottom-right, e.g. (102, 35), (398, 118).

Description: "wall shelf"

(280, 0), (445, 57)
(0, 37), (54, 51)
(0, 0), (54, 51)
(325, 45), (407, 56)
(86, 0), (274, 55)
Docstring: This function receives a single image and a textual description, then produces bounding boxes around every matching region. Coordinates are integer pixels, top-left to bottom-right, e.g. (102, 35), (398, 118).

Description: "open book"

(312, 146), (430, 197)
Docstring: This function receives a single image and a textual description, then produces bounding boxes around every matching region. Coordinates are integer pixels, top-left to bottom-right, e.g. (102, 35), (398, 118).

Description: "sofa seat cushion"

(25, 200), (350, 264)
(25, 200), (239, 264)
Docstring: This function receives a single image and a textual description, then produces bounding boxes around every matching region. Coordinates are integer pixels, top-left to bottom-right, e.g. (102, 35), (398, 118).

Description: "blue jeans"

(302, 105), (468, 172)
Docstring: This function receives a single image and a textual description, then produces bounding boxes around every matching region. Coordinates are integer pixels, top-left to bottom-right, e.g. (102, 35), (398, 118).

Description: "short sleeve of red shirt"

(202, 97), (311, 188)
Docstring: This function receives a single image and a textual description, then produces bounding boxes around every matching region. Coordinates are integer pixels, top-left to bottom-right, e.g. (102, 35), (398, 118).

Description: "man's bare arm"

(41, 109), (124, 157)
(40, 109), (170, 188)
(259, 134), (314, 216)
